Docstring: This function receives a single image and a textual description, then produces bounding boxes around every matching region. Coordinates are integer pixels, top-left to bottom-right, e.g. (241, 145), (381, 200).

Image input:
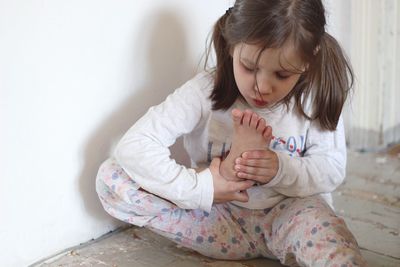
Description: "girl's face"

(232, 42), (305, 108)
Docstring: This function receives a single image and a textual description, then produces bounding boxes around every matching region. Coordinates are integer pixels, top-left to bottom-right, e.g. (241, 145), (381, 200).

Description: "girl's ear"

(313, 45), (321, 56)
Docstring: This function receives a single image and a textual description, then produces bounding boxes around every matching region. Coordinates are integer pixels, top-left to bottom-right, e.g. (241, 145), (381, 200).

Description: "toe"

(263, 126), (273, 142)
(250, 113), (259, 128)
(243, 110), (252, 126)
(256, 118), (266, 133)
(231, 109), (244, 125)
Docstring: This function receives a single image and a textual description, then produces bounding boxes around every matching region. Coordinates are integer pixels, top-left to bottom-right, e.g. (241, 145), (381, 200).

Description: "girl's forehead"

(238, 43), (305, 71)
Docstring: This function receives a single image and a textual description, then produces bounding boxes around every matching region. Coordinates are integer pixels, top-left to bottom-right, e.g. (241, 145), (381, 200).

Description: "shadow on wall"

(79, 8), (196, 221)
(347, 124), (400, 151)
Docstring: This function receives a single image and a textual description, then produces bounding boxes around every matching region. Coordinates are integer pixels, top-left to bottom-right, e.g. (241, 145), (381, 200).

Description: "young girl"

(96, 0), (367, 266)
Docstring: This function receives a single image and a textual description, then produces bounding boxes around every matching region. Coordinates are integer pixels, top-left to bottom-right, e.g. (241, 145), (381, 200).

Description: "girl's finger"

(241, 150), (272, 159)
(233, 190), (249, 202)
(234, 164), (270, 176)
(232, 179), (255, 192)
(235, 158), (269, 168)
(236, 172), (273, 184)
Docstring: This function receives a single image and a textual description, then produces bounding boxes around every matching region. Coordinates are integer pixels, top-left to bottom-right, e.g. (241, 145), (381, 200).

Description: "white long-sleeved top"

(114, 72), (347, 212)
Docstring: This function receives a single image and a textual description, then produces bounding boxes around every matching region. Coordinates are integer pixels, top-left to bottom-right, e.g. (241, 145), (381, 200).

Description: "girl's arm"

(265, 116), (347, 197)
(237, 116), (346, 197)
(114, 75), (214, 211)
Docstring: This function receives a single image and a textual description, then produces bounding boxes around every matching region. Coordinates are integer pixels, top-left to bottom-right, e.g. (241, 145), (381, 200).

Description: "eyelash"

(242, 64), (256, 73)
(242, 63), (290, 80)
(276, 73), (290, 80)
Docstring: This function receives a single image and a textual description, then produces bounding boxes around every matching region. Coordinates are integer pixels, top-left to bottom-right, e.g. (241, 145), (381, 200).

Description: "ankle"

(220, 159), (237, 181)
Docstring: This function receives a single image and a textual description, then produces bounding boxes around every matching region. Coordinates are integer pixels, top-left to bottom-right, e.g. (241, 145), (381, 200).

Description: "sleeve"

(264, 116), (347, 197)
(114, 77), (214, 212)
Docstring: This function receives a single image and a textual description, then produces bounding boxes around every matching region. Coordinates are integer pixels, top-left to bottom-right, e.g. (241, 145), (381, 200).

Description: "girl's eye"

(243, 65), (256, 72)
(241, 63), (256, 72)
(276, 72), (290, 80)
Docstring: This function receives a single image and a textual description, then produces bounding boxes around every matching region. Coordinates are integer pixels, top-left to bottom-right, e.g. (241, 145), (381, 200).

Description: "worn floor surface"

(34, 150), (400, 267)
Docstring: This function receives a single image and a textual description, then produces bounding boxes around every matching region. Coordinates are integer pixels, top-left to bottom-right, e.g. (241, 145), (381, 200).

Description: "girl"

(96, 0), (367, 266)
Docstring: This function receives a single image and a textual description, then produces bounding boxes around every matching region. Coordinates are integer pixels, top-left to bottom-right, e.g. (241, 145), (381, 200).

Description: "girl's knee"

(97, 158), (121, 180)
(96, 157), (134, 189)
(272, 196), (340, 234)
(276, 197), (356, 246)
(270, 197), (364, 264)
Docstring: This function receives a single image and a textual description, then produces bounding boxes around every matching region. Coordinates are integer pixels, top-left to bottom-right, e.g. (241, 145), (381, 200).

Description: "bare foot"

(220, 109), (271, 181)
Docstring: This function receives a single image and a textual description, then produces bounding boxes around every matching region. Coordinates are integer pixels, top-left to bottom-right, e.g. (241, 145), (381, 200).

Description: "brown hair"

(206, 0), (353, 131)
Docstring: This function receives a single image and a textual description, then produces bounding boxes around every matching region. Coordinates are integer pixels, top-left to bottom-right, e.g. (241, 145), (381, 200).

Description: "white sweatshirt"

(114, 72), (347, 212)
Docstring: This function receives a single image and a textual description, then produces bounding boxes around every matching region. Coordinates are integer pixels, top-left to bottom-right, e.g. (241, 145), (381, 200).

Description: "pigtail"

(309, 33), (353, 131)
(208, 10), (240, 110)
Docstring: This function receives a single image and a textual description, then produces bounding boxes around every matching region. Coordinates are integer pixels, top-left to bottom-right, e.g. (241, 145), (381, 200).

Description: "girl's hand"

(234, 150), (279, 184)
(209, 157), (255, 203)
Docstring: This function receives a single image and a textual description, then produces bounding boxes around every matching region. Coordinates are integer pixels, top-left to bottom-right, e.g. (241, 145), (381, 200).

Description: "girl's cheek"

(244, 73), (256, 86)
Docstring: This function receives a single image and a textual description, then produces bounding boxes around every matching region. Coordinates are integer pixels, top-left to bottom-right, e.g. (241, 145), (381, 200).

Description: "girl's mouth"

(253, 99), (268, 107)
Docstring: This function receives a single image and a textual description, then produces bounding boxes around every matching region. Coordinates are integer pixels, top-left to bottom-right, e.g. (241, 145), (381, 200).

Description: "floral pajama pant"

(96, 158), (367, 267)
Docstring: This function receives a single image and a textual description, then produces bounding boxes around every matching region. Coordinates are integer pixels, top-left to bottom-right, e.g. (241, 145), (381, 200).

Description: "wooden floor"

(34, 150), (400, 267)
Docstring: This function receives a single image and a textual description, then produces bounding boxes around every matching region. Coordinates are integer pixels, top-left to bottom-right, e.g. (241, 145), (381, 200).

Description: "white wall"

(0, 1), (232, 266)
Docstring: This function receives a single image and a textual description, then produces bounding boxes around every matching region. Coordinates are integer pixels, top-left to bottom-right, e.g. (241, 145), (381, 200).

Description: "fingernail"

(234, 165), (240, 171)
(235, 158), (241, 164)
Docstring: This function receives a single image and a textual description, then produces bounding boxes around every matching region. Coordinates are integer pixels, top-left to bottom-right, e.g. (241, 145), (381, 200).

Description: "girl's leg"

(266, 196), (367, 267)
(96, 158), (278, 260)
(145, 203), (279, 260)
(96, 157), (177, 226)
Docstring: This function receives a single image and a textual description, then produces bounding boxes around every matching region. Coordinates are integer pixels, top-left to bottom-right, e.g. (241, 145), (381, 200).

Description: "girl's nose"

(255, 76), (273, 95)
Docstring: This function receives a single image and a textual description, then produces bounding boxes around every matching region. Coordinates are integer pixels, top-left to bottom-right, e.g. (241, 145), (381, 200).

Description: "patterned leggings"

(96, 158), (367, 267)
